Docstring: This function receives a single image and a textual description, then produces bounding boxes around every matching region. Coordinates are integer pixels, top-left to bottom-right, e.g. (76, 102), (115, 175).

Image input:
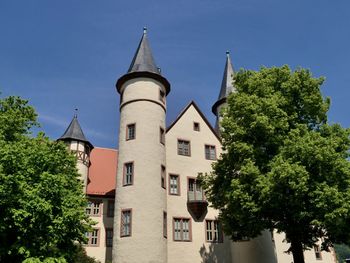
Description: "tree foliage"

(202, 66), (350, 263)
(0, 96), (93, 262)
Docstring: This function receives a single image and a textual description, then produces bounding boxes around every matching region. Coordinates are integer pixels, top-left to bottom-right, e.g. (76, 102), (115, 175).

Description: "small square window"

(193, 122), (200, 131)
(126, 124), (136, 140)
(205, 145), (216, 160)
(178, 140), (190, 156)
(121, 209), (132, 237)
(160, 127), (165, 145)
(123, 162), (134, 186)
(159, 89), (165, 103)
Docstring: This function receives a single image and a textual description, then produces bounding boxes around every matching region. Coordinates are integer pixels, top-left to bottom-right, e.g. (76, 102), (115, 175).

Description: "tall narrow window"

(177, 140), (190, 156)
(86, 229), (100, 246)
(121, 209), (132, 237)
(314, 245), (322, 260)
(126, 123), (136, 140)
(123, 162), (134, 186)
(169, 174), (180, 195)
(161, 165), (166, 189)
(163, 211), (167, 238)
(205, 145), (216, 160)
(107, 200), (115, 217)
(159, 89), (165, 103)
(173, 218), (191, 241)
(205, 220), (223, 242)
(160, 127), (165, 145)
(105, 228), (113, 247)
(193, 122), (200, 131)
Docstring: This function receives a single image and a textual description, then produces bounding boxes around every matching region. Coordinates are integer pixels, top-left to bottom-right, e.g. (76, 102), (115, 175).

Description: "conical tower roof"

(58, 114), (93, 149)
(116, 28), (170, 94)
(212, 51), (235, 115)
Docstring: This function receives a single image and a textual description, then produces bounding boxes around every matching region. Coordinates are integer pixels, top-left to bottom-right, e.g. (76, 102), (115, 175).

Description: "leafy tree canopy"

(202, 66), (350, 263)
(0, 96), (93, 262)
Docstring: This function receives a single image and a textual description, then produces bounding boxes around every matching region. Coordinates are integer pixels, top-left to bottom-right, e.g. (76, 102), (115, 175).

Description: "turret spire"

(212, 51), (235, 115)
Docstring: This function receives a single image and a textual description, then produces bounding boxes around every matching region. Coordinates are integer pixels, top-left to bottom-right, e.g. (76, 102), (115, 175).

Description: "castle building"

(58, 29), (337, 263)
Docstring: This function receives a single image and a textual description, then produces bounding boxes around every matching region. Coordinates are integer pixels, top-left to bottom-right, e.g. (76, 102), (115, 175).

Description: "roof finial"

(143, 27), (147, 34)
(74, 108), (78, 118)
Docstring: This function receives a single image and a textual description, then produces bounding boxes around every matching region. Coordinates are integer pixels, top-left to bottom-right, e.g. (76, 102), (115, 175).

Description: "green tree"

(0, 96), (93, 262)
(201, 66), (350, 263)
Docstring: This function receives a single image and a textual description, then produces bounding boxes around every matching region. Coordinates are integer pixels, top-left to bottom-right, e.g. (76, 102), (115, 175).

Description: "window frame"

(126, 123), (136, 141)
(123, 162), (134, 186)
(205, 219), (223, 243)
(193, 122), (200, 131)
(105, 228), (113, 247)
(86, 228), (100, 247)
(86, 200), (102, 217)
(173, 217), (192, 242)
(120, 209), (132, 237)
(205, 144), (217, 160)
(159, 88), (166, 103)
(177, 139), (191, 156)
(169, 174), (180, 196)
(163, 211), (167, 238)
(160, 127), (165, 145)
(161, 165), (166, 189)
(314, 245), (322, 260)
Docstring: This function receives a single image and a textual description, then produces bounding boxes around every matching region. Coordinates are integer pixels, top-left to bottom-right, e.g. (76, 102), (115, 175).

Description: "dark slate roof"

(116, 28), (170, 95)
(212, 51), (235, 115)
(128, 28), (159, 74)
(58, 115), (93, 149)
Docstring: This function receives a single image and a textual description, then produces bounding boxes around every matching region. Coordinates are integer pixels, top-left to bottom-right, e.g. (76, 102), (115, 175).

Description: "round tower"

(58, 113), (93, 193)
(113, 28), (170, 263)
(212, 51), (235, 134)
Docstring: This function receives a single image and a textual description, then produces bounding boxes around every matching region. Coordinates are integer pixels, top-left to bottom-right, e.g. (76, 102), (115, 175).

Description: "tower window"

(205, 145), (216, 160)
(161, 165), (166, 189)
(126, 123), (136, 140)
(159, 89), (165, 103)
(314, 245), (322, 260)
(193, 122), (200, 131)
(177, 140), (191, 156)
(123, 162), (134, 186)
(163, 211), (167, 238)
(105, 228), (113, 247)
(169, 174), (180, 195)
(173, 218), (191, 241)
(121, 209), (132, 237)
(205, 220), (223, 243)
(160, 127), (165, 145)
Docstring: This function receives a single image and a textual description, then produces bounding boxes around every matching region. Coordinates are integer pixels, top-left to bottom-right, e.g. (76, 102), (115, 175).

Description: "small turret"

(58, 112), (93, 192)
(212, 51), (236, 134)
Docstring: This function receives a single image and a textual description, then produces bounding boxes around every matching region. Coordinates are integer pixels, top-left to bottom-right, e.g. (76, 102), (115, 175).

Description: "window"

(177, 140), (190, 156)
(193, 122), (200, 131)
(106, 228), (113, 247)
(121, 209), (132, 237)
(86, 200), (101, 216)
(163, 212), (167, 238)
(188, 178), (204, 201)
(123, 162), (134, 186)
(86, 229), (100, 246)
(314, 245), (322, 260)
(206, 220), (223, 242)
(159, 89), (165, 103)
(160, 127), (165, 145)
(126, 123), (136, 140)
(107, 200), (115, 217)
(161, 165), (166, 189)
(169, 174), (180, 195)
(173, 218), (191, 241)
(205, 145), (216, 160)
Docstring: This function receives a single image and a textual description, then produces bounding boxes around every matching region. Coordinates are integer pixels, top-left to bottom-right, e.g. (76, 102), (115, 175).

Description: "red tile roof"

(86, 147), (117, 197)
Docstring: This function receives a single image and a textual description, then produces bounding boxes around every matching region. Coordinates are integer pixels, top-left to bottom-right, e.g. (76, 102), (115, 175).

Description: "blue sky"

(0, 0), (349, 148)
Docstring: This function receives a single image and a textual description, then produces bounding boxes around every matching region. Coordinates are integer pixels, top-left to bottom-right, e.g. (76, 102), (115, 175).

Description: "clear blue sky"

(0, 0), (349, 148)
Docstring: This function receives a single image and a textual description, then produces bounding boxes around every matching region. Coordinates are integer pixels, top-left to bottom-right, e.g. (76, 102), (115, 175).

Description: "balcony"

(187, 189), (208, 220)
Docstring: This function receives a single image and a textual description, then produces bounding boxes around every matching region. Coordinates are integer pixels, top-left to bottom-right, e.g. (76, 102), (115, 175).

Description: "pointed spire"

(58, 113), (93, 149)
(212, 51), (236, 115)
(127, 27), (160, 74)
(116, 28), (170, 95)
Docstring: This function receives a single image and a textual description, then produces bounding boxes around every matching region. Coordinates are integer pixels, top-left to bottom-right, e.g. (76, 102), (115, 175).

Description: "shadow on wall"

(199, 243), (232, 263)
